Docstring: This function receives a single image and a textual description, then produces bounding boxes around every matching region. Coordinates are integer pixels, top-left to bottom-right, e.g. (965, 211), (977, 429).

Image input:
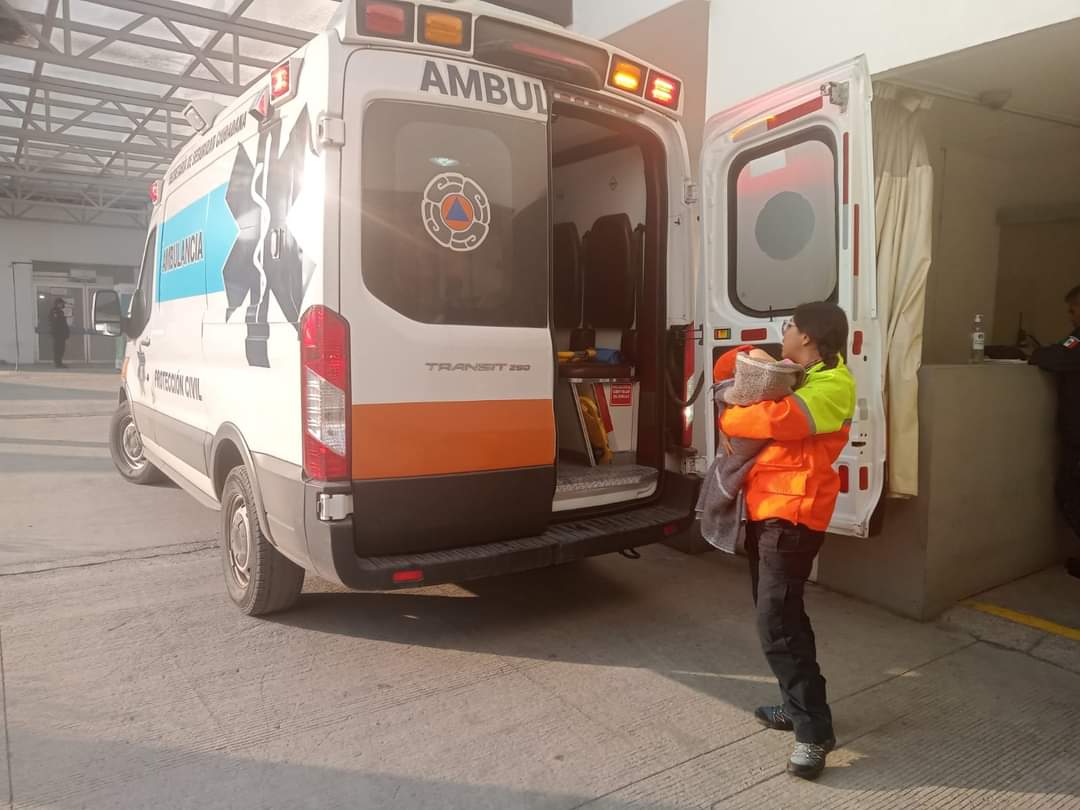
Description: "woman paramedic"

(715, 301), (855, 781)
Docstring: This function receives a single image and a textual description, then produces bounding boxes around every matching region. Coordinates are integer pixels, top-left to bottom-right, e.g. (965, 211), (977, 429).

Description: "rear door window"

(728, 128), (838, 316)
(360, 101), (549, 328)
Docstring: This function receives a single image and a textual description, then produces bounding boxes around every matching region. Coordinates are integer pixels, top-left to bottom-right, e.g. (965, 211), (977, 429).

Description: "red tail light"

(741, 328), (768, 342)
(839, 465), (850, 494)
(300, 306), (351, 481)
(646, 70), (681, 109)
(359, 0), (414, 40)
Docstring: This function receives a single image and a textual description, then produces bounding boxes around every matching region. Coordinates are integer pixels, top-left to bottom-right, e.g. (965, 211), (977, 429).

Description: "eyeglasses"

(781, 319), (795, 334)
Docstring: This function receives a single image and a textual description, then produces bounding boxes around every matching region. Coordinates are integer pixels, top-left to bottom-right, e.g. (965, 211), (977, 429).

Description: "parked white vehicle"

(94, 0), (884, 615)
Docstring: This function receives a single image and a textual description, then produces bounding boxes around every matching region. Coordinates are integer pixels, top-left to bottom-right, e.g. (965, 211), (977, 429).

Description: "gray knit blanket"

(695, 355), (804, 554)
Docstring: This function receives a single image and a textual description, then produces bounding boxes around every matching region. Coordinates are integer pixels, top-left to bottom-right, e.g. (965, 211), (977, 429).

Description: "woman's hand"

(720, 431), (734, 456)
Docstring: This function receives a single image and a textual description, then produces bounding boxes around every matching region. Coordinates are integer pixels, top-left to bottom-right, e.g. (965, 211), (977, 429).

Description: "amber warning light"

(608, 58), (644, 96)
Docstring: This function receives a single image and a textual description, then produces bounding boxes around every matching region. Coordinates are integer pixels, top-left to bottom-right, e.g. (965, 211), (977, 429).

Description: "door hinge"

(822, 81), (850, 112)
(316, 114), (345, 148)
(683, 180), (699, 206)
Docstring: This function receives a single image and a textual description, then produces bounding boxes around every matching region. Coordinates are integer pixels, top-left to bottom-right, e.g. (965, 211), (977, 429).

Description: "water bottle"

(970, 314), (985, 363)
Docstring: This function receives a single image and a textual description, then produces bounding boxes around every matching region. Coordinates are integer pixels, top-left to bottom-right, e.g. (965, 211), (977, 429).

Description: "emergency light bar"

(350, 3), (683, 113)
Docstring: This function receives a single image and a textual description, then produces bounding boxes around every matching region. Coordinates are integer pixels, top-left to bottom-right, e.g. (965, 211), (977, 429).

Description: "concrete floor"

(1, 370), (1079, 809)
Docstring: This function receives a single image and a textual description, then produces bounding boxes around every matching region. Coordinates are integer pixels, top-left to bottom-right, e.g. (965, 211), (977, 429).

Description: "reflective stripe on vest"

(792, 357), (856, 435)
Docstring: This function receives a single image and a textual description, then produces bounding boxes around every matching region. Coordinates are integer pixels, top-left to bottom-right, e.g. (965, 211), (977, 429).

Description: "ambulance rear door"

(339, 51), (556, 554)
(699, 56), (885, 537)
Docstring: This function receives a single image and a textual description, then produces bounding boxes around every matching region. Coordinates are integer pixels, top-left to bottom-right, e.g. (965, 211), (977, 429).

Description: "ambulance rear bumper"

(302, 473), (699, 590)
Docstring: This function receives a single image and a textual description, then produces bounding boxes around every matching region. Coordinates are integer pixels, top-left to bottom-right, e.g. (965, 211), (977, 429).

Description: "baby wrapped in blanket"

(695, 349), (805, 553)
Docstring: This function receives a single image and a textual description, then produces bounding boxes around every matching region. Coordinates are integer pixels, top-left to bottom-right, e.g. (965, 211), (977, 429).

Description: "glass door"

(34, 285), (87, 365)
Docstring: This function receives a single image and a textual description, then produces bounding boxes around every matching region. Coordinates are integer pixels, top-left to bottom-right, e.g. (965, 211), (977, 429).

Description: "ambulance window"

(728, 128), (837, 316)
(361, 101), (548, 328)
(128, 226), (156, 337)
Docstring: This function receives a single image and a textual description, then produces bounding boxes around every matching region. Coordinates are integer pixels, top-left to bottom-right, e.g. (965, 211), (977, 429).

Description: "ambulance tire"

(221, 465), (304, 616)
(109, 402), (164, 485)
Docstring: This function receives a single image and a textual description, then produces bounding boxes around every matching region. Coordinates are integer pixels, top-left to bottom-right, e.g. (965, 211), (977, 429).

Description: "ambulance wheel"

(221, 465), (304, 616)
(109, 402), (163, 485)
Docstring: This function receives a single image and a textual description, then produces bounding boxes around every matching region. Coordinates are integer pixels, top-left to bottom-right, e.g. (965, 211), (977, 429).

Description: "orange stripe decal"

(352, 399), (555, 479)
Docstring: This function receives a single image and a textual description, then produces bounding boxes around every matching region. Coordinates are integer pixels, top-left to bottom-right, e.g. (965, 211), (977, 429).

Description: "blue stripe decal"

(156, 183), (239, 303)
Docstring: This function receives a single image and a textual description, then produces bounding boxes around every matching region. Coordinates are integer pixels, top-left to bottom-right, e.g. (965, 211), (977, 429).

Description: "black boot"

(754, 705), (793, 731)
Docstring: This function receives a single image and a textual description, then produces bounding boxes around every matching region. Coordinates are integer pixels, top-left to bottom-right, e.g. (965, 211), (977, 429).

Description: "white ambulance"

(93, 0), (884, 615)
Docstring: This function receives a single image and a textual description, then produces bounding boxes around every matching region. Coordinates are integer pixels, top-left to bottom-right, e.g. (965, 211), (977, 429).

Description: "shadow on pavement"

(0, 450), (114, 474)
(0, 381), (115, 401)
(0, 436), (108, 449)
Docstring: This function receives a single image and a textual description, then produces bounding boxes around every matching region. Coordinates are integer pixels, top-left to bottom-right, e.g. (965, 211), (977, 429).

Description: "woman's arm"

(720, 396), (814, 441)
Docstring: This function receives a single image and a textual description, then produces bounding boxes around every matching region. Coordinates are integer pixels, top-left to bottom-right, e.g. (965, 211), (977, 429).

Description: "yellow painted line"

(964, 601), (1080, 642)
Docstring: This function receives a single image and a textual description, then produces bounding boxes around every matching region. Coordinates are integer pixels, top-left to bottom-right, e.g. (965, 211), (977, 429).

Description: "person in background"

(716, 302), (855, 781)
(1028, 284), (1080, 579)
(48, 297), (70, 369)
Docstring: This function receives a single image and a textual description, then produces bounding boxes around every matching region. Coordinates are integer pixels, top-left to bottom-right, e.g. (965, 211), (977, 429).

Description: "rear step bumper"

(304, 473), (700, 591)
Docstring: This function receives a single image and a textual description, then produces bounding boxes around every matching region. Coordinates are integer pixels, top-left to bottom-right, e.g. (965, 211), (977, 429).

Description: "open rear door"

(700, 56), (885, 537)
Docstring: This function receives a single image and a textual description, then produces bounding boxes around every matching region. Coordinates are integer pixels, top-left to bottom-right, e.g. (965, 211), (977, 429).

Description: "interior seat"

(559, 213), (636, 379)
(553, 222), (582, 329)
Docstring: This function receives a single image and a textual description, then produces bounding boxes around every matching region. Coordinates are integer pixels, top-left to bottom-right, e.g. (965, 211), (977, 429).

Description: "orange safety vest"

(714, 346), (856, 531)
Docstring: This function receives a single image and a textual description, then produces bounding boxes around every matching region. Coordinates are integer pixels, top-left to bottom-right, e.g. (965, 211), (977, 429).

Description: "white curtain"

(872, 85), (934, 498)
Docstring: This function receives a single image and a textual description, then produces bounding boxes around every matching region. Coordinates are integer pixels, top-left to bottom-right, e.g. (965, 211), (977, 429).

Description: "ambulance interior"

(549, 103), (667, 512)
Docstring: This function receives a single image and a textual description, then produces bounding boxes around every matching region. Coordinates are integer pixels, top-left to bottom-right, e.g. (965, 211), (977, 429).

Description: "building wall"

(706, 1), (1080, 115)
(993, 220), (1080, 348)
(0, 221), (145, 365)
(571, 0), (679, 40)
(601, 0), (709, 177)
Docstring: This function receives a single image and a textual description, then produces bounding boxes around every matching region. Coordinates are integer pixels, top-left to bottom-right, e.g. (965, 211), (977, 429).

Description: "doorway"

(33, 280), (120, 365)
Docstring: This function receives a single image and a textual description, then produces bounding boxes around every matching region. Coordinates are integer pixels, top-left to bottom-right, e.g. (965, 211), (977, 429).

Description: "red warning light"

(646, 70), (681, 109)
(270, 63), (291, 101)
(148, 180), (160, 203)
(249, 88), (270, 122)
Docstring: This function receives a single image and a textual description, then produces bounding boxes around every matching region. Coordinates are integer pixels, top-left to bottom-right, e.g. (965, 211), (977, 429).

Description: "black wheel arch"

(210, 423), (274, 544)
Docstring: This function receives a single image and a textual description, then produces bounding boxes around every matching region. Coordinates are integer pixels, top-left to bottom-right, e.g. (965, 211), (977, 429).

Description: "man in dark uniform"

(1029, 284), (1080, 578)
(48, 297), (70, 369)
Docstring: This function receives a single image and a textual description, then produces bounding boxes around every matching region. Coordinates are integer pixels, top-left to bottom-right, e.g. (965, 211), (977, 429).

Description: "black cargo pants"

(1056, 445), (1080, 541)
(747, 518), (833, 744)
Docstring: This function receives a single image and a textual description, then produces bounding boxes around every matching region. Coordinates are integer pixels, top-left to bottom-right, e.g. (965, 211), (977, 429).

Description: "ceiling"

(0, 0), (340, 229)
(552, 111), (616, 151)
(884, 16), (1080, 161)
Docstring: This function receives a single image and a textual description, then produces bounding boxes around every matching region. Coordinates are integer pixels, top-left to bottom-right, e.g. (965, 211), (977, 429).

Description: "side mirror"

(93, 289), (126, 338)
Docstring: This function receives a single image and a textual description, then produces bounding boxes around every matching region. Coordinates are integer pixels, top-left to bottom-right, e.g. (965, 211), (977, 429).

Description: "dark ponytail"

(793, 302), (848, 369)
